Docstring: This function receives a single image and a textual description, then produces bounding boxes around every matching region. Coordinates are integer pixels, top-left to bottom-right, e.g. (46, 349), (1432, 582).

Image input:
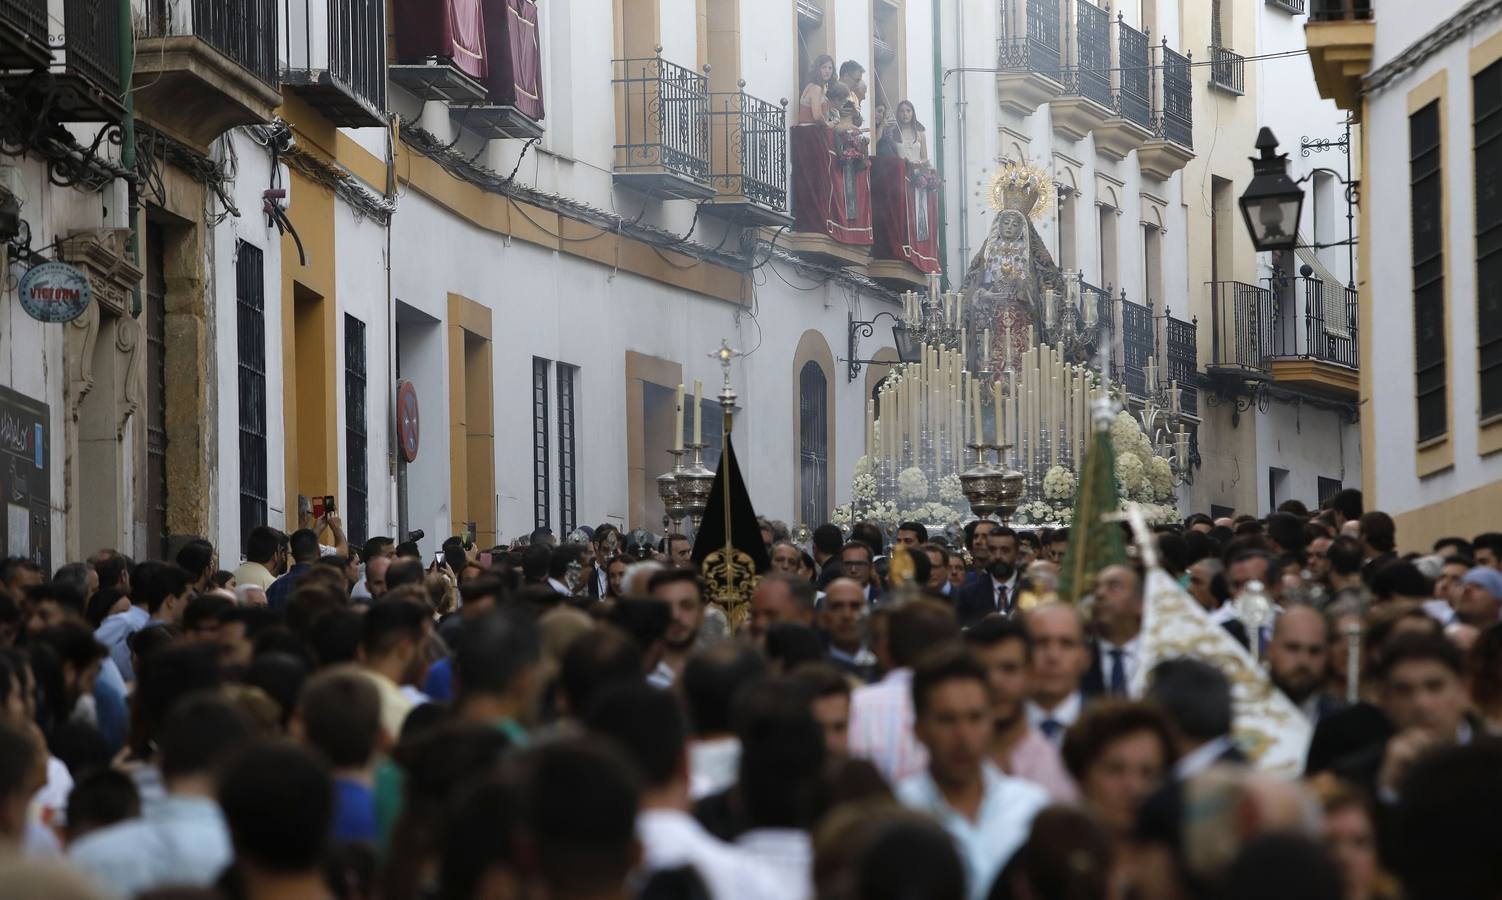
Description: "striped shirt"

(848, 668), (927, 783)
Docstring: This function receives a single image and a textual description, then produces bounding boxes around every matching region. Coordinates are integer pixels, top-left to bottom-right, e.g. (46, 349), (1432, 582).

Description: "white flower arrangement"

(852, 473), (878, 506)
(1109, 412), (1141, 454)
(853, 455), (874, 479)
(1013, 501), (1058, 525)
(1043, 466), (1077, 501)
(900, 503), (965, 526)
(1115, 454), (1146, 499)
(897, 467), (931, 505)
(938, 474), (965, 506)
(866, 500), (902, 529)
(831, 504), (854, 529)
(1147, 456), (1175, 502)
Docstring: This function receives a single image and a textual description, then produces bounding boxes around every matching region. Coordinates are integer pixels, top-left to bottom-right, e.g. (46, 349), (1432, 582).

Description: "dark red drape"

(481, 0), (546, 121)
(871, 157), (941, 273)
(394, 0), (489, 83)
(791, 125), (873, 247)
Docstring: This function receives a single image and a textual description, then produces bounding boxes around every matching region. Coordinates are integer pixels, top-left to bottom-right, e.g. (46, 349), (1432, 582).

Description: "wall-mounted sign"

(18, 262), (91, 323)
(397, 380), (420, 463)
(0, 385), (50, 572)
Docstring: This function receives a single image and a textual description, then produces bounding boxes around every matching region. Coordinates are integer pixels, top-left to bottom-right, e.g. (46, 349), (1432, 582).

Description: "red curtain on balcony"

(394, 0), (489, 83)
(871, 158), (941, 273)
(482, 0), (545, 121)
(792, 125), (873, 246)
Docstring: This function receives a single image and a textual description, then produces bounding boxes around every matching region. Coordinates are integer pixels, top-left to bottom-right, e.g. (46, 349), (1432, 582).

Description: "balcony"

(996, 0), (1064, 116)
(1139, 41), (1194, 180)
(788, 124), (873, 267)
(1053, 0), (1114, 142)
(134, 0), (281, 152)
(1163, 310), (1200, 416)
(1306, 0), (1374, 114)
(1097, 16), (1154, 160)
(1207, 280), (1275, 376)
(704, 90), (791, 227)
(1267, 0), (1306, 13)
(613, 54), (714, 200)
(50, 0), (125, 121)
(390, 0), (489, 104)
(282, 0), (387, 127)
(1119, 295), (1154, 397)
(0, 0), (51, 70)
(869, 158), (941, 288)
(471, 0), (546, 139)
(1208, 44), (1246, 95)
(1266, 277), (1359, 398)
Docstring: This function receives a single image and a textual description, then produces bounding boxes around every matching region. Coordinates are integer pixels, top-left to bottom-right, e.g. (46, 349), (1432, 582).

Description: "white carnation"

(938, 474), (965, 506)
(1043, 466), (1077, 501)
(897, 467), (931, 505)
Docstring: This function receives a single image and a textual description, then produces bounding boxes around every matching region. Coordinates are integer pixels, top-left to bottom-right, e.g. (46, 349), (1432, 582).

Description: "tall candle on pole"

(693, 380), (703, 446)
(674, 383), (685, 452)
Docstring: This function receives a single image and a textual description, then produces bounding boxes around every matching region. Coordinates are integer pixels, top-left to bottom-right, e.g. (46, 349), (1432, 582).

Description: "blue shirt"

(332, 777), (378, 844)
(897, 762), (1048, 900)
(423, 656), (454, 702)
(266, 563), (314, 612)
(93, 658), (128, 752)
(68, 795), (230, 898)
(95, 605), (149, 681)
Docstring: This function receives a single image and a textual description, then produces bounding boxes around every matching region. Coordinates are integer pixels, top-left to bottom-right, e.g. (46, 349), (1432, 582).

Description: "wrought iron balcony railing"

(1163, 311), (1200, 416)
(1208, 44), (1246, 95)
(1153, 41), (1193, 148)
(1269, 277), (1359, 368)
(613, 54), (712, 188)
(1310, 0), (1371, 21)
(1120, 295), (1154, 397)
(283, 0), (387, 125)
(998, 0), (1062, 82)
(1208, 281), (1274, 372)
(63, 0), (122, 98)
(0, 0), (50, 69)
(1267, 0), (1306, 14)
(143, 0), (278, 85)
(1115, 17), (1151, 128)
(707, 90), (789, 214)
(1064, 0), (1113, 108)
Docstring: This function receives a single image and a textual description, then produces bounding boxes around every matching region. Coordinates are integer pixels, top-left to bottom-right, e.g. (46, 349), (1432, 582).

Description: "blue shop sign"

(18, 261), (91, 323)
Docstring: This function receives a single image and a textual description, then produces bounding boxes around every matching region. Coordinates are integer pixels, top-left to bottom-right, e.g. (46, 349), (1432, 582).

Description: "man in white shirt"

(1023, 603), (1092, 745)
(585, 682), (782, 900)
(898, 646), (1048, 900)
(849, 600), (960, 783)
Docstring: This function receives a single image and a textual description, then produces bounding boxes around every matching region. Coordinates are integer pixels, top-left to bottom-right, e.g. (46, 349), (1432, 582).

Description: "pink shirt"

(1005, 727), (1079, 804)
(848, 669), (928, 783)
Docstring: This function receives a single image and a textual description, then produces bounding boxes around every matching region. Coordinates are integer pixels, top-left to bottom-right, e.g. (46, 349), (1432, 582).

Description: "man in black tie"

(1024, 603), (1093, 745)
(955, 526), (1022, 626)
(1082, 564), (1143, 699)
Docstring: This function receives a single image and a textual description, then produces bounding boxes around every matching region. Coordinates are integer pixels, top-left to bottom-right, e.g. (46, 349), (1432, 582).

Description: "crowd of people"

(0, 487), (1500, 899)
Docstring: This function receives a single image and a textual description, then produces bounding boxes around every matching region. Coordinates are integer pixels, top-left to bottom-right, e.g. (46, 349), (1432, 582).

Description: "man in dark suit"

(839, 541), (883, 606)
(1146, 657), (1246, 778)
(1267, 604), (1346, 724)
(959, 520), (1000, 588)
(955, 526), (1022, 625)
(1080, 564), (1144, 699)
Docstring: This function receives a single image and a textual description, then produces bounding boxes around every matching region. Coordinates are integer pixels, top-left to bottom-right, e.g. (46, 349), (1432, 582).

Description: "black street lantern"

(847, 312), (924, 381)
(1239, 127), (1305, 252)
(891, 322), (922, 364)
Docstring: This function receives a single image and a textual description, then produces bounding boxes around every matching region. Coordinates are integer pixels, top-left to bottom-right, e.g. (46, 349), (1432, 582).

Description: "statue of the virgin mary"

(961, 162), (1064, 377)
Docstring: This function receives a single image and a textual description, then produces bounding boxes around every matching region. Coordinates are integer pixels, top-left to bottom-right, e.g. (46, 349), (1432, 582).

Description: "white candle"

(1170, 380), (1181, 415)
(1044, 289), (1055, 328)
(693, 379), (703, 445)
(982, 329), (992, 367)
(674, 383), (685, 452)
(971, 377), (982, 447)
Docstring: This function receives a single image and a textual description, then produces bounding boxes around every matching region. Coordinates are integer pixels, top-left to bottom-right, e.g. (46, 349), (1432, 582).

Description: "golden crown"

(989, 160), (1055, 222)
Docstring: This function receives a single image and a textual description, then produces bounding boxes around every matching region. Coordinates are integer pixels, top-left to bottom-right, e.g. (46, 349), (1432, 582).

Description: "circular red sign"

(397, 380), (420, 463)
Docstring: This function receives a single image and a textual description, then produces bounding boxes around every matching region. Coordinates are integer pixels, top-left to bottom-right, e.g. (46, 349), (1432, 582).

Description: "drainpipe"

(953, 0), (968, 279)
(932, 0), (947, 286)
(120, 0), (140, 317)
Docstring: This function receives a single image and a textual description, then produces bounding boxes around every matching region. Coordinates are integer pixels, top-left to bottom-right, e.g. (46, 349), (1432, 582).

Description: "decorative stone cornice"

(59, 229), (143, 319)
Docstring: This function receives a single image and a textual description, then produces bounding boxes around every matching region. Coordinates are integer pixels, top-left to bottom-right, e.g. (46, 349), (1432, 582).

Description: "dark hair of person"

(92, 550), (131, 592)
(176, 538), (215, 578)
(1328, 488), (1363, 522)
(1060, 700), (1176, 782)
(790, 661), (851, 700)
(520, 544), (551, 583)
(1391, 743), (1502, 899)
(1434, 536), (1475, 558)
(247, 652), (309, 729)
(438, 774), (519, 900)
(1359, 511), (1397, 554)
(855, 813), (967, 900)
(888, 599), (960, 668)
(922, 543), (951, 568)
(850, 522), (885, 560)
(288, 529), (321, 564)
(455, 608), (541, 702)
(1266, 512), (1307, 553)
(1470, 623), (1502, 711)
(1473, 532), (1502, 560)
(733, 679), (826, 829)
(1146, 657), (1233, 742)
(219, 739), (333, 872)
(813, 524), (845, 557)
(897, 522), (929, 543)
(990, 805), (1113, 900)
(84, 587), (125, 629)
(1327, 535), (1365, 577)
(362, 597), (429, 658)
(548, 545), (581, 582)
(308, 606), (363, 667)
(361, 536), (393, 562)
(841, 541), (874, 563)
(1234, 519), (1265, 538)
(682, 641), (766, 737)
(585, 682), (687, 789)
(805, 53), (836, 87)
(134, 565), (192, 616)
(1370, 560), (1432, 600)
(298, 667), (381, 769)
(1221, 834), (1344, 900)
(64, 767), (140, 842)
(1379, 632), (1464, 682)
(31, 620), (105, 673)
(765, 623), (827, 672)
(559, 625), (644, 717)
(647, 568), (705, 597)
(518, 737), (643, 896)
(182, 593), (234, 633)
(159, 691), (255, 780)
(0, 719), (38, 813)
(1276, 499), (1311, 518)
(385, 558), (425, 593)
(963, 615), (1031, 657)
(838, 59), (865, 79)
(245, 526), (281, 565)
(910, 646), (988, 718)
(606, 596), (672, 650)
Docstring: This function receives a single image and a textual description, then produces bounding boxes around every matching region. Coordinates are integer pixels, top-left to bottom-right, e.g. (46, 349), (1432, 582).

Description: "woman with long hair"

(893, 100), (928, 164)
(800, 54), (837, 125)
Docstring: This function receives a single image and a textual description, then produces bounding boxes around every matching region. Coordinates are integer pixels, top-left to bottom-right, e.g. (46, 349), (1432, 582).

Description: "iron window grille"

(1064, 0), (1113, 109)
(532, 357), (551, 531)
(998, 0), (1062, 82)
(556, 363), (578, 537)
(1208, 281), (1274, 372)
(1120, 297), (1154, 397)
(1164, 312), (1199, 416)
(143, 0), (279, 85)
(344, 314), (368, 548)
(1154, 41), (1193, 148)
(1310, 0), (1371, 22)
(1115, 17), (1151, 128)
(1476, 61), (1502, 418)
(62, 0), (122, 96)
(1411, 101), (1447, 442)
(707, 90), (789, 212)
(798, 361), (828, 527)
(612, 54), (711, 183)
(1266, 0), (1306, 14)
(236, 242), (269, 550)
(1208, 44), (1245, 95)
